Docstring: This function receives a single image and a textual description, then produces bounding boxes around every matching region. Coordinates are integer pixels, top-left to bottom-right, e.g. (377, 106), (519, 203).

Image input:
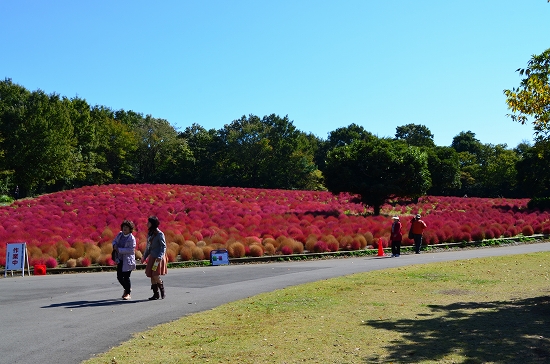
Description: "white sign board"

(5, 242), (30, 277)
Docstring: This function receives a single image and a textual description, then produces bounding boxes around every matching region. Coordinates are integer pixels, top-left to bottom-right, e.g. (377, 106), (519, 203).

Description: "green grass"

(84, 252), (550, 363)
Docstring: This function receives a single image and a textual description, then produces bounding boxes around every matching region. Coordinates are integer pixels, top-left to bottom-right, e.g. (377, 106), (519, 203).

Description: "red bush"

(522, 225), (534, 236)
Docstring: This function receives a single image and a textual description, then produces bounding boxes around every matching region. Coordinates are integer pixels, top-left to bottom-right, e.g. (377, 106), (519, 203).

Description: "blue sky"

(1, 1), (549, 148)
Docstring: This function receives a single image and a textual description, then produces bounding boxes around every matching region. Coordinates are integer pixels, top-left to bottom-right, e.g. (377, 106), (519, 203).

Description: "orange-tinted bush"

(364, 232), (374, 245)
(191, 246), (205, 260)
(84, 243), (101, 263)
(65, 258), (77, 268)
(180, 247), (192, 261)
(249, 244), (264, 257)
(228, 242), (245, 258)
(202, 245), (214, 259)
(263, 243), (275, 255)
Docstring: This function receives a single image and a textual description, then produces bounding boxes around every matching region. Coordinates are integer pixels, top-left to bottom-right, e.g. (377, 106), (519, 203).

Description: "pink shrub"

(77, 257), (91, 267)
(313, 241), (328, 253)
(45, 257), (58, 268)
(280, 245), (293, 255)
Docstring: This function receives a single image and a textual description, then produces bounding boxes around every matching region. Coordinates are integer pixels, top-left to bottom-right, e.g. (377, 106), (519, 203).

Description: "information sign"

(5, 242), (30, 277)
(210, 249), (229, 266)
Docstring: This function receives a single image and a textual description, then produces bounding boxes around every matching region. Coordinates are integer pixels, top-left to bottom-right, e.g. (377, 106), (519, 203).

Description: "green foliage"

(395, 123), (435, 147)
(504, 48), (550, 138)
(426, 146), (461, 195)
(215, 114), (320, 189)
(516, 140), (550, 198)
(324, 137), (431, 215)
(527, 197), (550, 211)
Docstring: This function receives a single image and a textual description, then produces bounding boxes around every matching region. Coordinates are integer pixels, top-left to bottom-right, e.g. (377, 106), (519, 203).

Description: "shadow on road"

(41, 298), (149, 309)
(362, 295), (550, 363)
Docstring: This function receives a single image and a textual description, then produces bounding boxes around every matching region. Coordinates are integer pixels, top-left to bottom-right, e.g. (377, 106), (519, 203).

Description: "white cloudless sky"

(1, 0), (549, 148)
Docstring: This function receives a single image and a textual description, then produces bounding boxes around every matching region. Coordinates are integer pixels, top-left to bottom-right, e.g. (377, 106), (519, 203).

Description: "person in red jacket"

(410, 214), (427, 254)
(390, 216), (402, 257)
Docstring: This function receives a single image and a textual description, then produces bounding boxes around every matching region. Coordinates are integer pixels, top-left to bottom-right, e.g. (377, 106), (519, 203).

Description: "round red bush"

(522, 225), (534, 236)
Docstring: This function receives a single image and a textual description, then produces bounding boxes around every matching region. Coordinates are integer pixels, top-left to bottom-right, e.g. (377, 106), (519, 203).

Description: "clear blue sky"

(1, 1), (549, 148)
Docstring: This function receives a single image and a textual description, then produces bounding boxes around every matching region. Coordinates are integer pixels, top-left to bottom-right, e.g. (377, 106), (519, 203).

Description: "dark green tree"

(516, 140), (550, 198)
(134, 114), (190, 183)
(178, 123), (221, 185)
(316, 124), (373, 171)
(92, 106), (138, 184)
(0, 82), (77, 194)
(216, 114), (320, 189)
(426, 146), (461, 196)
(324, 137), (431, 215)
(395, 123), (435, 147)
(451, 131), (483, 155)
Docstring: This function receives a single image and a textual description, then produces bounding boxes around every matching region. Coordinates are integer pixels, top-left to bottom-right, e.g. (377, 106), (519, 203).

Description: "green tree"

(0, 83), (77, 194)
(134, 114), (189, 183)
(516, 140), (550, 198)
(324, 137), (431, 215)
(93, 106), (139, 184)
(504, 48), (550, 138)
(395, 123), (435, 147)
(481, 145), (519, 197)
(316, 124), (373, 171)
(451, 131), (483, 155)
(217, 114), (320, 189)
(426, 146), (461, 196)
(178, 123), (221, 185)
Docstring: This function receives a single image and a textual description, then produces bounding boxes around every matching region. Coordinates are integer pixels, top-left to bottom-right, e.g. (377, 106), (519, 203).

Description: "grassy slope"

(84, 252), (550, 364)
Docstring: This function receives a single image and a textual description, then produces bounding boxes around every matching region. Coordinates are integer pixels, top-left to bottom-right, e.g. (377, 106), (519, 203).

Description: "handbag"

(111, 249), (118, 262)
(408, 226), (414, 240)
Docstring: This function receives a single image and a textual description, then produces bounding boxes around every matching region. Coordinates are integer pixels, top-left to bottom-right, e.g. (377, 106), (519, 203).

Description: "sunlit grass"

(84, 252), (550, 363)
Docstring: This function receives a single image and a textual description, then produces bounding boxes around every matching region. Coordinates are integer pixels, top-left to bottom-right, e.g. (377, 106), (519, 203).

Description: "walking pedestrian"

(142, 216), (167, 300)
(112, 220), (136, 300)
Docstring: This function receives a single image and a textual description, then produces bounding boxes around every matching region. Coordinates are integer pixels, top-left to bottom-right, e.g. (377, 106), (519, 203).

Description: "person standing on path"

(390, 216), (403, 257)
(142, 216), (167, 300)
(410, 214), (427, 254)
(112, 220), (137, 300)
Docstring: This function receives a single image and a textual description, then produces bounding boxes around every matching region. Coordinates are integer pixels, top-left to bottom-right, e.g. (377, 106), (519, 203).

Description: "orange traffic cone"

(377, 238), (385, 256)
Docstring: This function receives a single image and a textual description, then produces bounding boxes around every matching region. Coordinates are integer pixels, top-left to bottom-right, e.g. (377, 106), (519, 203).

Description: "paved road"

(2, 242), (550, 364)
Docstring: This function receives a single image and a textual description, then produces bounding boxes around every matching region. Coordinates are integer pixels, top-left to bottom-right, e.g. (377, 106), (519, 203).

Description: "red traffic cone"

(377, 238), (385, 256)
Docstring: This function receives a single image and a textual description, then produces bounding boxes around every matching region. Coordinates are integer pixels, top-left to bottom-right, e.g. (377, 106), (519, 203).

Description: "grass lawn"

(84, 252), (550, 363)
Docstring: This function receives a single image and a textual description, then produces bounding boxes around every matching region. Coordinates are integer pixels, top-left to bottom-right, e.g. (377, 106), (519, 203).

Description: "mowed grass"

(85, 253), (550, 363)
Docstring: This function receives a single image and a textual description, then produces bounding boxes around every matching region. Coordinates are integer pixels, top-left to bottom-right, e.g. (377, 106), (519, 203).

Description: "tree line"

(0, 77), (548, 213)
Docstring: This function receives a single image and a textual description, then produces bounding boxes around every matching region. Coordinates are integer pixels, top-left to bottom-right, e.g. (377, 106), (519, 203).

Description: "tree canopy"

(324, 137), (431, 215)
(504, 48), (550, 138)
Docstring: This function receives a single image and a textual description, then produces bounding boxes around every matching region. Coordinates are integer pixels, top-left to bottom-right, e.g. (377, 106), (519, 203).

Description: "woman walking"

(142, 216), (167, 300)
(112, 220), (136, 300)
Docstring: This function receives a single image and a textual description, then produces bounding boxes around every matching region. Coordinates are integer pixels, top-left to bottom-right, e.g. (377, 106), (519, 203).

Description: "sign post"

(5, 242), (30, 277)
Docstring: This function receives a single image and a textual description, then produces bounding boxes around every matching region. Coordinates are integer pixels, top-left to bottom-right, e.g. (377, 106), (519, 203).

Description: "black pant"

(413, 234), (423, 253)
(117, 263), (132, 294)
(391, 240), (401, 255)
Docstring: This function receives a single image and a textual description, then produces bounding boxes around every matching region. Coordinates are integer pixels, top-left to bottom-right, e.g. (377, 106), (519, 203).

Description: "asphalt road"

(2, 242), (550, 364)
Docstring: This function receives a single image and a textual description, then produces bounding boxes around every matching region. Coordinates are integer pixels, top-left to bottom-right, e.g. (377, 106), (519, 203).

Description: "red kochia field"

(0, 184), (547, 269)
